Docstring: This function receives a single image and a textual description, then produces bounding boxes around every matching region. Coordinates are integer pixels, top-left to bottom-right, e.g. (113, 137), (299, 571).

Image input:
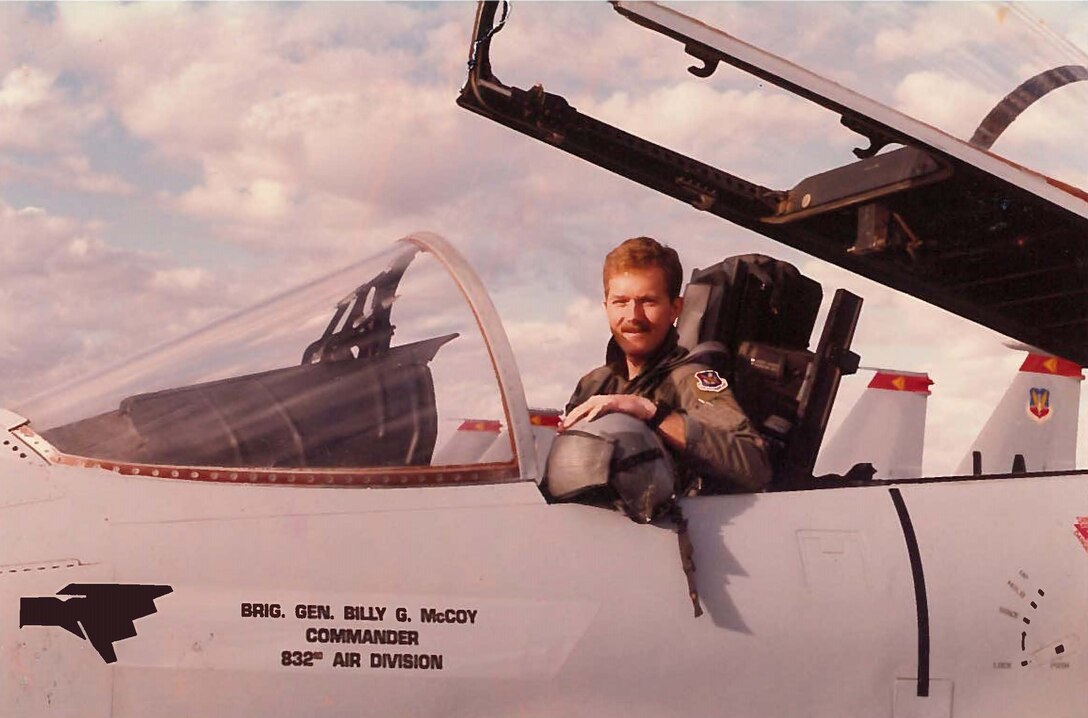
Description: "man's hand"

(561, 394), (656, 430)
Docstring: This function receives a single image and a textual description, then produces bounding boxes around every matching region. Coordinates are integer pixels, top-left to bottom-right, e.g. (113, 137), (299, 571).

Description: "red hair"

(602, 236), (683, 299)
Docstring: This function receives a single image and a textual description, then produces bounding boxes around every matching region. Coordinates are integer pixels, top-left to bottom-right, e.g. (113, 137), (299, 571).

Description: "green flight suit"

(565, 331), (772, 493)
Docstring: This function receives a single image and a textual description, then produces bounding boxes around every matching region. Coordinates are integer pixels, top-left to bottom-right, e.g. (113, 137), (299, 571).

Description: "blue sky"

(1, 1), (1087, 474)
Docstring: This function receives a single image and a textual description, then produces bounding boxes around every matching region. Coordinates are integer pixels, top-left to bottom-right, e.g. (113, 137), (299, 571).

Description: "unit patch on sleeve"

(694, 370), (728, 393)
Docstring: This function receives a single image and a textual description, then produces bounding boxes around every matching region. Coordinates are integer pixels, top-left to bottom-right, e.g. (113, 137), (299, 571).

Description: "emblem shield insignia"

(1027, 387), (1051, 422)
(694, 370), (727, 393)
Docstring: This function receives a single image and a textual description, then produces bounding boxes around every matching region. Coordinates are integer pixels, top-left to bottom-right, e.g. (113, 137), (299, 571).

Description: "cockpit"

(12, 230), (868, 493)
(12, 234), (540, 487)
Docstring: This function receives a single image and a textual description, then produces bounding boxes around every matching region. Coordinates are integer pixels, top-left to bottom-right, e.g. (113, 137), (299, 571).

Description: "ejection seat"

(675, 254), (864, 488)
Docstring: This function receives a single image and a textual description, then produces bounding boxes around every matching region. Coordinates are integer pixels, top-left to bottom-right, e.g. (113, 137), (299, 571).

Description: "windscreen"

(15, 241), (514, 476)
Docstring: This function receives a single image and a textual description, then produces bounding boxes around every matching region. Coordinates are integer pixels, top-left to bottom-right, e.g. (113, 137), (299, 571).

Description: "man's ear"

(671, 295), (684, 321)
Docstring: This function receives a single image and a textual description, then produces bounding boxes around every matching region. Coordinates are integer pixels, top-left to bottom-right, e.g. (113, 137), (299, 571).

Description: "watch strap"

(646, 400), (671, 430)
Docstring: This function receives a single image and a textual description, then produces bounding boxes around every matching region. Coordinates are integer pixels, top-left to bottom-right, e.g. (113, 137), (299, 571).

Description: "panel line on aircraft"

(889, 488), (930, 698)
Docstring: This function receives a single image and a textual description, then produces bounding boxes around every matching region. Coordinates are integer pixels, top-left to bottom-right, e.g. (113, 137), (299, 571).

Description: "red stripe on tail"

(868, 372), (933, 394)
(456, 420), (502, 432)
(1020, 354), (1083, 378)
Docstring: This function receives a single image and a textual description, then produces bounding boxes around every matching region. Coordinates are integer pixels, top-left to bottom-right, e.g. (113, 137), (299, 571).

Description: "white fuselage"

(4, 453), (1087, 718)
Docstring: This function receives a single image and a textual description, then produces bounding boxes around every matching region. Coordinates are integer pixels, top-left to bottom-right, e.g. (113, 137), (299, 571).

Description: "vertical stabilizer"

(816, 370), (932, 479)
(431, 419), (502, 465)
(955, 354), (1083, 475)
(480, 409), (562, 465)
(436, 410), (561, 466)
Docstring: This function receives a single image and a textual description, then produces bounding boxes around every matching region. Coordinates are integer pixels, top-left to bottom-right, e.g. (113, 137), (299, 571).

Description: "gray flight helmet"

(544, 412), (677, 523)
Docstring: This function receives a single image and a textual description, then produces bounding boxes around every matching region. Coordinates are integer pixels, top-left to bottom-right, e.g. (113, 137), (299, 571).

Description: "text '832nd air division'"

(240, 602), (479, 671)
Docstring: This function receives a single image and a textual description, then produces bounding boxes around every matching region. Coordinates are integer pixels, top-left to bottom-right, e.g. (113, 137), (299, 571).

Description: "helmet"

(544, 412), (677, 523)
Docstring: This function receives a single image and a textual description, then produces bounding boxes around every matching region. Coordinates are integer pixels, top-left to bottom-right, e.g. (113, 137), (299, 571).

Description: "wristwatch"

(646, 400), (671, 430)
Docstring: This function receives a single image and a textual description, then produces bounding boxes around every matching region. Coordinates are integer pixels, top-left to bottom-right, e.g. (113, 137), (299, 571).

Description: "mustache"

(617, 320), (649, 333)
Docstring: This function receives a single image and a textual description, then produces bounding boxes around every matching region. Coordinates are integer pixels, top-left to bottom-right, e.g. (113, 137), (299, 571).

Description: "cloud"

(499, 295), (607, 411)
(0, 154), (135, 196)
(0, 198), (253, 410)
(890, 70), (996, 139)
(0, 60), (130, 199)
(871, 4), (1008, 64)
(0, 65), (106, 153)
(484, 3), (703, 91)
(0, 64), (51, 110)
(586, 80), (838, 185)
(28, 4), (500, 255)
(174, 172), (297, 225)
(149, 267), (210, 294)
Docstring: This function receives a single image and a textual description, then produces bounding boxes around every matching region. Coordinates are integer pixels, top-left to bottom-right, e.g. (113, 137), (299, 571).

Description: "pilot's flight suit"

(565, 330), (772, 493)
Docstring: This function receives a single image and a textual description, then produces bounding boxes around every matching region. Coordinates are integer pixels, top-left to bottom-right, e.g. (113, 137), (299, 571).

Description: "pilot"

(562, 236), (772, 494)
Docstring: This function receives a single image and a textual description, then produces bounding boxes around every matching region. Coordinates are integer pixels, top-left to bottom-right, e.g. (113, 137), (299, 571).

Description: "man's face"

(604, 267), (683, 365)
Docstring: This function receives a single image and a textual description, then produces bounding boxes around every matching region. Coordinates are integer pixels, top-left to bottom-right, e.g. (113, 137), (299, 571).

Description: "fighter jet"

(3, 3), (1088, 718)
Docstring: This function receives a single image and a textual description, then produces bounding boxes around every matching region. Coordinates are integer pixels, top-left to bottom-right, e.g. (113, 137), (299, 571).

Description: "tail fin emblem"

(1027, 387), (1051, 422)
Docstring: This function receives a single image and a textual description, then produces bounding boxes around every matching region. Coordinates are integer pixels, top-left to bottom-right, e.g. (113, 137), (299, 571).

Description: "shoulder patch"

(694, 369), (728, 393)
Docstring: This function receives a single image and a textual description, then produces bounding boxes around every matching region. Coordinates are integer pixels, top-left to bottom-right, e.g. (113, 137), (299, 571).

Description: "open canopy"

(458, 1), (1088, 366)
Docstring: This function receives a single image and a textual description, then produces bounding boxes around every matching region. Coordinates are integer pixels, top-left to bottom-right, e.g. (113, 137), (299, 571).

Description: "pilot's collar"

(604, 327), (683, 381)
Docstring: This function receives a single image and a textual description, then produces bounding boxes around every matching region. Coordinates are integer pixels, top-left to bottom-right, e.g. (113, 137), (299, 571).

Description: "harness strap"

(611, 447), (664, 472)
(670, 502), (704, 618)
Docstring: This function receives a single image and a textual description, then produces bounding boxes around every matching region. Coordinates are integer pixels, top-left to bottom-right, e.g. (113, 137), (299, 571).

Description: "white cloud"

(150, 267), (210, 294)
(0, 65), (105, 153)
(0, 198), (253, 408)
(175, 172), (297, 224)
(892, 71), (997, 140)
(501, 295), (607, 411)
(0, 64), (51, 109)
(872, 4), (1006, 64)
(26, 5), (486, 253)
(587, 80), (837, 184)
(0, 154), (135, 196)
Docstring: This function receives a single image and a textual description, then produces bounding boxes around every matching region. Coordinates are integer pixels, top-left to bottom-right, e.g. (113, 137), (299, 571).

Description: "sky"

(1, 1), (1087, 475)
